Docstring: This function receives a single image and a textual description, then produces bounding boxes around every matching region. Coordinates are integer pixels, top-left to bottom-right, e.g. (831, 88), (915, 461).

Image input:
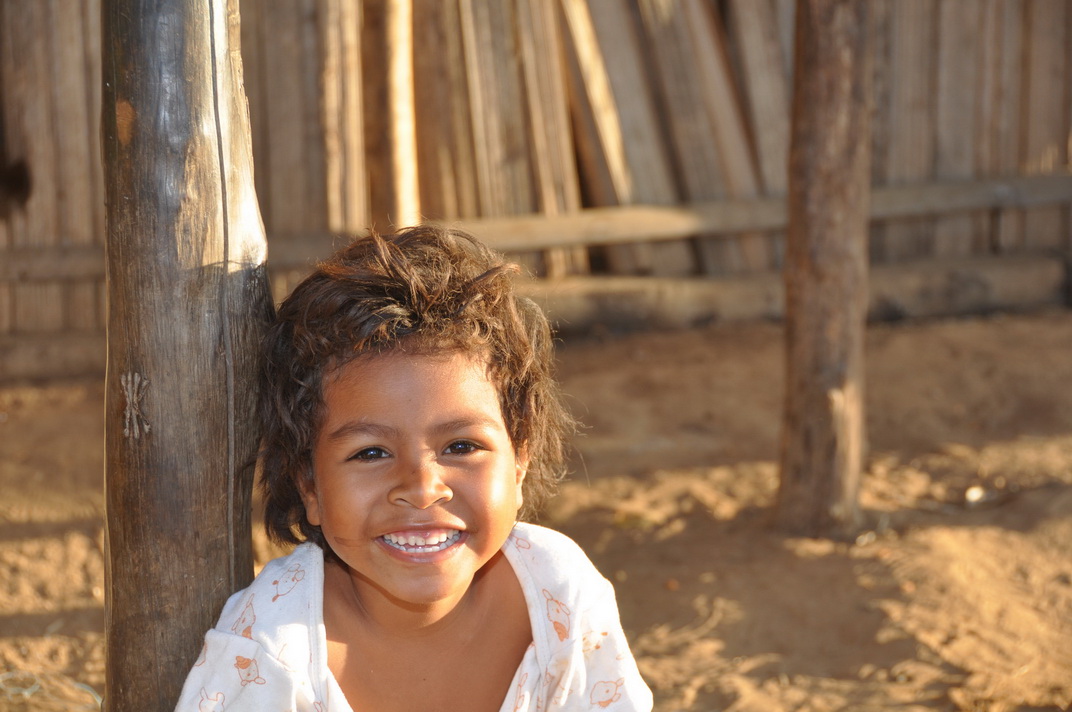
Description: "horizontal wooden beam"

(519, 254), (1068, 333)
(249, 172), (1072, 264)
(0, 331), (105, 381)
(3, 173), (1071, 280)
(2, 254), (1065, 381)
(1, 245), (106, 282)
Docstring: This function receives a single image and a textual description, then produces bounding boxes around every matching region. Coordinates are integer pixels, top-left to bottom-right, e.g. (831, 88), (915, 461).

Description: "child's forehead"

(322, 347), (495, 390)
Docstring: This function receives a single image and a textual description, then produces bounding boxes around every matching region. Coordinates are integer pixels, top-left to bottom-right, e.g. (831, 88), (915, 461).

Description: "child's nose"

(390, 456), (452, 509)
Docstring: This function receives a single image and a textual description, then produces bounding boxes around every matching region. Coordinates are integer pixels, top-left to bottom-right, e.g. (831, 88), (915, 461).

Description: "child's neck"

(326, 550), (504, 636)
(323, 551), (532, 712)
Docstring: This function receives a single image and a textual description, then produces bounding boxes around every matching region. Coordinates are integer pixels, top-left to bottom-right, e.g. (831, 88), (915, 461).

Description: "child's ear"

(514, 445), (529, 511)
(299, 471), (322, 527)
(514, 445), (530, 485)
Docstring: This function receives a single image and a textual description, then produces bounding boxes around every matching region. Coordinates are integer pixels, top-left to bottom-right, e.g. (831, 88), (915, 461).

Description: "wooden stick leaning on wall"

(558, 0), (694, 276)
(635, 0), (771, 275)
(515, 0), (589, 277)
(683, 0), (774, 273)
(101, 0), (272, 709)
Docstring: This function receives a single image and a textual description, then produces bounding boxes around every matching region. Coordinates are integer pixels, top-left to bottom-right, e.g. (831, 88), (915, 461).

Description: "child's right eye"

(349, 447), (389, 461)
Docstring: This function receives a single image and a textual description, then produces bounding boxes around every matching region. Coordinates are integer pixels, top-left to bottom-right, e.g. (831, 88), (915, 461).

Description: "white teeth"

(382, 530), (461, 553)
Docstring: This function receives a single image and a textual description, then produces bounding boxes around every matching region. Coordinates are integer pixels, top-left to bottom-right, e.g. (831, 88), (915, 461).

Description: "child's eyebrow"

(430, 417), (503, 436)
(323, 417), (502, 442)
(324, 421), (400, 443)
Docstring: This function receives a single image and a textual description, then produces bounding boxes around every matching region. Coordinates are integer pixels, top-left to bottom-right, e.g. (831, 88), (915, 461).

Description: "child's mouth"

(381, 529), (462, 554)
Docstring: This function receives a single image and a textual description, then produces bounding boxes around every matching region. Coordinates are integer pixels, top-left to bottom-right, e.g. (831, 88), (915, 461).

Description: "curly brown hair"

(259, 225), (575, 549)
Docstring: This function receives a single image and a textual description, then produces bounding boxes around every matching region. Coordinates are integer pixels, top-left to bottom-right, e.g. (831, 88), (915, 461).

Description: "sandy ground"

(1, 310), (1071, 711)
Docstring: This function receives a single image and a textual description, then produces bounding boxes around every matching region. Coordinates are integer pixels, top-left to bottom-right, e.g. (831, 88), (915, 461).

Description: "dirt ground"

(2, 309), (1071, 711)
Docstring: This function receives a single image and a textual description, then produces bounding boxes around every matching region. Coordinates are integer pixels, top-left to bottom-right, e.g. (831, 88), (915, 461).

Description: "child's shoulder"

(508, 521), (587, 558)
(505, 522), (611, 595)
(215, 542), (324, 635)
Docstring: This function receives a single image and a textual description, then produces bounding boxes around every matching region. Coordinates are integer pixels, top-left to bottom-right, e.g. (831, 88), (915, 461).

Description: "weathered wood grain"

(933, 0), (982, 256)
(320, 0), (367, 232)
(682, 0), (773, 273)
(779, 0), (871, 536)
(559, 0), (693, 275)
(101, 1), (272, 708)
(883, 0), (936, 260)
(1021, 0), (1068, 251)
(977, 0), (1025, 251)
(413, 0), (479, 220)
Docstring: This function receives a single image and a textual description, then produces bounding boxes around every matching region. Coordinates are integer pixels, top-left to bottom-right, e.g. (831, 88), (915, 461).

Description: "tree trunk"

(101, 1), (272, 709)
(777, 0), (871, 536)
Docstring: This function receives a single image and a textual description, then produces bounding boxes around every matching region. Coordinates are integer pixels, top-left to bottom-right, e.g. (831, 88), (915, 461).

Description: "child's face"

(302, 350), (528, 611)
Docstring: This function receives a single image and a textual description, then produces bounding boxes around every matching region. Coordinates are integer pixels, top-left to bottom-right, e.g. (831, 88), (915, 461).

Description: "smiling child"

(174, 225), (653, 711)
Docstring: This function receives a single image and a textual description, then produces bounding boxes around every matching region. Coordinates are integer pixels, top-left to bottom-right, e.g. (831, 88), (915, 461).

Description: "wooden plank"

(260, 0), (325, 232)
(83, 0), (105, 245)
(0, 332), (105, 381)
(459, 0), (533, 218)
(1021, 0), (1068, 251)
(682, 0), (772, 273)
(883, 0), (937, 260)
(518, 255), (1068, 333)
(2, 0), (65, 335)
(635, 0), (734, 274)
(386, 0), (419, 226)
(517, 0), (582, 217)
(50, 0), (102, 330)
(12, 283), (63, 332)
(359, 0), (388, 227)
(636, 0), (728, 200)
(49, 0), (95, 247)
(458, 0), (543, 275)
(558, 0), (694, 275)
(977, 0), (1025, 252)
(727, 0), (790, 196)
(413, 0), (479, 220)
(362, 0), (418, 229)
(515, 0), (588, 276)
(867, 0), (892, 263)
(1, 0), (59, 248)
(933, 0), (982, 256)
(0, 284), (11, 335)
(319, 0), (367, 232)
(724, 0), (792, 269)
(775, 0), (796, 81)
(239, 0), (271, 223)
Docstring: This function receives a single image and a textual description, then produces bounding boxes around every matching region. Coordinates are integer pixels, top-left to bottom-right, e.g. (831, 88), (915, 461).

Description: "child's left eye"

(444, 440), (479, 455)
(349, 447), (389, 461)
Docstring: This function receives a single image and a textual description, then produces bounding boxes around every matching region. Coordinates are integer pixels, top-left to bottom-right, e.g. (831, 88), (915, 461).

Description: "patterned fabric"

(174, 522), (652, 711)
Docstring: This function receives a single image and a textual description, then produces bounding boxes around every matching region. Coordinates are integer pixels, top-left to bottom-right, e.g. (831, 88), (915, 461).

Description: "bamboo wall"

(2, 0), (1070, 380)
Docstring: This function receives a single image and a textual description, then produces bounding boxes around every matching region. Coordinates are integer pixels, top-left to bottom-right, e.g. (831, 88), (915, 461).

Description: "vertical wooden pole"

(777, 0), (871, 536)
(101, 1), (272, 710)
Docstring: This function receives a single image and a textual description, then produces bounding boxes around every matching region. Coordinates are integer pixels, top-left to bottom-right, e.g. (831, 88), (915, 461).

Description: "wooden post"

(101, 1), (272, 710)
(777, 0), (871, 536)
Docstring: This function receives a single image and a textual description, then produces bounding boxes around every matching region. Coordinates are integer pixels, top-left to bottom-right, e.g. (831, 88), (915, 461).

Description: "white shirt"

(175, 522), (653, 711)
